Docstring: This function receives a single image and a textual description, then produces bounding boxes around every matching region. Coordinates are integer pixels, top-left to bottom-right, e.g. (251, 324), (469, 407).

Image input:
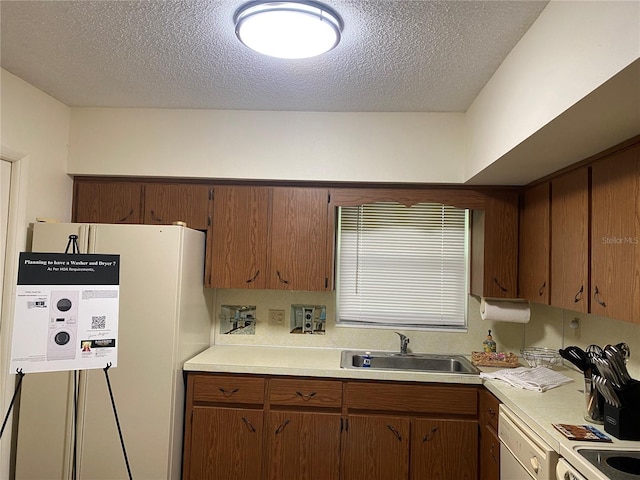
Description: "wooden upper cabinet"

(268, 187), (329, 291)
(143, 183), (212, 230)
(210, 185), (270, 289)
(591, 145), (640, 323)
(73, 181), (143, 224)
(471, 191), (519, 298)
(519, 182), (550, 304)
(550, 168), (590, 312)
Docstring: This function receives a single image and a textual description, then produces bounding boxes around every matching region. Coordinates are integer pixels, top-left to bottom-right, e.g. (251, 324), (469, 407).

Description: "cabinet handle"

(218, 387), (239, 397)
(246, 270), (260, 283)
(276, 271), (289, 285)
(422, 427), (439, 442)
(488, 407), (497, 418)
(150, 209), (163, 223)
(574, 285), (584, 303)
(295, 391), (317, 401)
(241, 417), (256, 433)
(386, 424), (402, 442)
(275, 419), (291, 435)
(118, 209), (135, 222)
(538, 281), (546, 297)
(493, 277), (508, 292)
(594, 286), (607, 307)
(490, 442), (498, 463)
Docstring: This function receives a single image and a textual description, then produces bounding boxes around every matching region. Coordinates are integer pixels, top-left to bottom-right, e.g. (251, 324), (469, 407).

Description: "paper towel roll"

(480, 298), (531, 323)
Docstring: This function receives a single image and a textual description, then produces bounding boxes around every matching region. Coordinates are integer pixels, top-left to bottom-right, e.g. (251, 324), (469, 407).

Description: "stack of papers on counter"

(480, 366), (573, 392)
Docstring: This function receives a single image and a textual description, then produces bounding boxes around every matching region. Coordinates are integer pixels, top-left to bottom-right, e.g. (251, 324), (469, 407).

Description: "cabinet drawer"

(480, 388), (500, 432)
(346, 382), (477, 415)
(269, 378), (342, 407)
(191, 374), (265, 405)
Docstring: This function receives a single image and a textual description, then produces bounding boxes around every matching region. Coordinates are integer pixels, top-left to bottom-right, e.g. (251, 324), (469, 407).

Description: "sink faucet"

(395, 332), (410, 354)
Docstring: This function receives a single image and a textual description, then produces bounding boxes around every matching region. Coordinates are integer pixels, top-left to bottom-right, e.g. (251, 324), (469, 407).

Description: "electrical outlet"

(268, 309), (285, 326)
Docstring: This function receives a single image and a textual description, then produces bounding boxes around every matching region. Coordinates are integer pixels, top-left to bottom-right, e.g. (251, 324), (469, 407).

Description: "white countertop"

(184, 345), (640, 480)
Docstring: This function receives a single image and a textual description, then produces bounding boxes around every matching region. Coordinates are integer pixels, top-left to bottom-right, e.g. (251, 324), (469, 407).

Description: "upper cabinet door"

(550, 168), (589, 312)
(471, 191), (519, 298)
(143, 183), (212, 230)
(210, 185), (270, 289)
(519, 182), (550, 304)
(269, 187), (329, 291)
(73, 181), (143, 224)
(591, 145), (640, 323)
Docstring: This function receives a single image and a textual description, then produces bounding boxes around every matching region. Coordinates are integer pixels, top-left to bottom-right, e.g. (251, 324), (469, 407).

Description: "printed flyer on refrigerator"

(10, 252), (120, 373)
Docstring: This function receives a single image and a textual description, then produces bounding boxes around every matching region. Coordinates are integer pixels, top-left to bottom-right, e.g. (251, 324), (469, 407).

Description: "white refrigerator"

(14, 223), (212, 480)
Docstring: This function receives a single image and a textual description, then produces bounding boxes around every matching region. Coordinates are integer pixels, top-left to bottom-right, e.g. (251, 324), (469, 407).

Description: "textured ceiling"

(1, 1), (548, 112)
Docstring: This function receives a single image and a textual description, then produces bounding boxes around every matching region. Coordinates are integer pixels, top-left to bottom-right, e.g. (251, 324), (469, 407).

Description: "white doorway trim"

(0, 148), (30, 480)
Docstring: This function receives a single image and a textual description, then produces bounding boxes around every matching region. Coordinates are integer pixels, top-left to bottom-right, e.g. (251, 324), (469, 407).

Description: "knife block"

(603, 380), (640, 440)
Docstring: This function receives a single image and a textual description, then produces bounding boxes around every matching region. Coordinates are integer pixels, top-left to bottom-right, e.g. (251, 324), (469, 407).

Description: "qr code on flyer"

(91, 316), (106, 329)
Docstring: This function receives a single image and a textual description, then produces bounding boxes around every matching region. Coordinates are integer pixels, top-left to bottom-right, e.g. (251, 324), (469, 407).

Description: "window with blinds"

(336, 202), (469, 329)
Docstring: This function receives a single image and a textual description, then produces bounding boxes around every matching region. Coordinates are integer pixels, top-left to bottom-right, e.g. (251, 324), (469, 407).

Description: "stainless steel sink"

(340, 350), (479, 374)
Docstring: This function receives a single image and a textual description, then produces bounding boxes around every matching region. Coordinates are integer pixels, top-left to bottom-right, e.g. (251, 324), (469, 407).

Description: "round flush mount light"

(234, 1), (343, 59)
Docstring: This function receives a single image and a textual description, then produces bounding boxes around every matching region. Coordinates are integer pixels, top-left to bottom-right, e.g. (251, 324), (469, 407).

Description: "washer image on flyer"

(47, 290), (79, 361)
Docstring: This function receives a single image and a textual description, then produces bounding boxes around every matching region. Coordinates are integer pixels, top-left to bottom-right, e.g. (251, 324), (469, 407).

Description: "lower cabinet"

(479, 388), (501, 480)
(265, 411), (341, 480)
(411, 418), (478, 480)
(342, 415), (410, 480)
(183, 373), (481, 480)
(187, 407), (263, 480)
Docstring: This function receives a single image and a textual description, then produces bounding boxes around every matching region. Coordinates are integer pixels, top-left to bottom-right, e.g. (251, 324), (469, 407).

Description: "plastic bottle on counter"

(483, 330), (497, 353)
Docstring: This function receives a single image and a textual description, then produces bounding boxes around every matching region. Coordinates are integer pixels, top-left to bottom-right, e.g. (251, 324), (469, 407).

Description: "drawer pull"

(219, 387), (239, 397)
(118, 209), (135, 222)
(493, 277), (508, 292)
(246, 270), (260, 283)
(276, 271), (289, 285)
(150, 209), (163, 222)
(538, 281), (546, 297)
(422, 427), (439, 442)
(574, 285), (584, 303)
(386, 424), (402, 442)
(241, 417), (256, 433)
(488, 407), (497, 418)
(295, 391), (317, 401)
(594, 286), (607, 307)
(275, 419), (291, 435)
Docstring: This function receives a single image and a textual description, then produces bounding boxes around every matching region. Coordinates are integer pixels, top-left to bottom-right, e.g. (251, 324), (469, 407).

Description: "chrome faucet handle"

(395, 332), (410, 354)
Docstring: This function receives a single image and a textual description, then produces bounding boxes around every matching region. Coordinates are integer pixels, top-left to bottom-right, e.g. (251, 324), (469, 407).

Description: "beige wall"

(465, 0), (640, 182)
(212, 290), (640, 380)
(0, 68), (71, 480)
(68, 109), (466, 183)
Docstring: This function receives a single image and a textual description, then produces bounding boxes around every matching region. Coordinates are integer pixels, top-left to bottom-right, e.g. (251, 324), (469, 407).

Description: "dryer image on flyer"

(47, 290), (79, 361)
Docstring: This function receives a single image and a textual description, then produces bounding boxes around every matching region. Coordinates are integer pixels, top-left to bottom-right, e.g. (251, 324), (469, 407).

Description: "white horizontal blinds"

(337, 202), (468, 327)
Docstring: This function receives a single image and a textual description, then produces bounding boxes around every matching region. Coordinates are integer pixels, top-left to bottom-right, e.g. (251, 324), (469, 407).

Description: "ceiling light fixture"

(234, 1), (343, 59)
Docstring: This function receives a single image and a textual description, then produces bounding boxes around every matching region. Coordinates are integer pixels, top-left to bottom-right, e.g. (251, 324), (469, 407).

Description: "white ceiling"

(0, 0), (549, 112)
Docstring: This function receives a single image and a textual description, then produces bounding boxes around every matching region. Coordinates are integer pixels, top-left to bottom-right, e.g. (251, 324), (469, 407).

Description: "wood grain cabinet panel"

(269, 187), (329, 291)
(519, 182), (550, 304)
(591, 145), (640, 323)
(269, 378), (342, 408)
(210, 185), (270, 289)
(479, 388), (501, 480)
(345, 381), (477, 415)
(73, 181), (143, 224)
(342, 414), (410, 480)
(191, 374), (265, 404)
(144, 183), (212, 230)
(471, 191), (520, 298)
(186, 406), (263, 480)
(410, 418), (478, 480)
(265, 411), (341, 480)
(550, 168), (590, 312)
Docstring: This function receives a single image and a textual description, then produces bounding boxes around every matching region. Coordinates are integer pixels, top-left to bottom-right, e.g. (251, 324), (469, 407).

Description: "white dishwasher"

(499, 405), (559, 480)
